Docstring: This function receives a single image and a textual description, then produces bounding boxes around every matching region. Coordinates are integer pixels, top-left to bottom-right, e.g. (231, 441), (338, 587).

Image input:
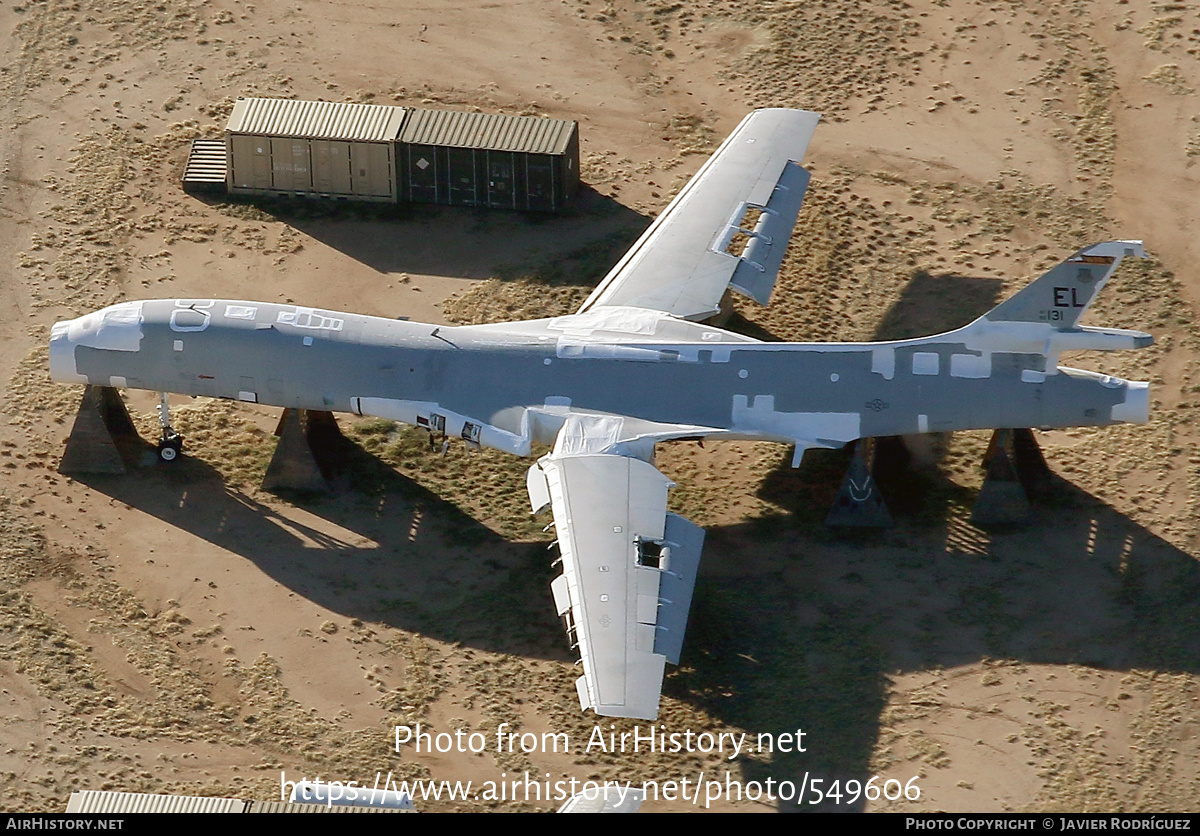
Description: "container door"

(526, 155), (555, 212)
(350, 143), (369, 196)
(312, 140), (352, 194)
(447, 147), (477, 206)
(329, 142), (352, 194)
(271, 138), (311, 192)
(406, 144), (438, 203)
(229, 135), (250, 190)
(366, 143), (392, 197)
(349, 142), (390, 197)
(253, 140), (272, 189)
(269, 139), (290, 191)
(230, 135), (271, 190)
(312, 140), (332, 193)
(486, 151), (515, 209)
(294, 140), (313, 191)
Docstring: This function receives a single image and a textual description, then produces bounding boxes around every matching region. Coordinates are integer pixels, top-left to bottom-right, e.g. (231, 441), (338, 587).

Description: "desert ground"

(1, 0), (1198, 814)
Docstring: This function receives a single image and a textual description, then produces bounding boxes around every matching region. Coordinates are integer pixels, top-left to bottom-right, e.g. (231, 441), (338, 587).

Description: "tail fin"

(984, 240), (1145, 329)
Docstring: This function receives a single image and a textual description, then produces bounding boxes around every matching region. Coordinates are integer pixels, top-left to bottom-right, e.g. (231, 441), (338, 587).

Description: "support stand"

(261, 408), (342, 493)
(58, 385), (140, 474)
(826, 437), (893, 528)
(1009, 427), (1052, 496)
(970, 428), (1050, 526)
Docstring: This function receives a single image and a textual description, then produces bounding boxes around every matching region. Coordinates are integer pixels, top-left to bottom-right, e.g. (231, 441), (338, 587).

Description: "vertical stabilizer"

(982, 241), (1145, 329)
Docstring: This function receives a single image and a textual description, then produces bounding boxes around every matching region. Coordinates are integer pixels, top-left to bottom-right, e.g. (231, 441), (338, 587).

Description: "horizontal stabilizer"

(1047, 326), (1154, 352)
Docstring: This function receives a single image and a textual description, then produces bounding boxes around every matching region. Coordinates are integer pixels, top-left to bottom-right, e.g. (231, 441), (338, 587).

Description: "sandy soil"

(1, 0), (1199, 814)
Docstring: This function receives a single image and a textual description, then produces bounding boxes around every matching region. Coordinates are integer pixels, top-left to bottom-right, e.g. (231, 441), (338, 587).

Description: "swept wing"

(578, 108), (820, 321)
(527, 417), (704, 720)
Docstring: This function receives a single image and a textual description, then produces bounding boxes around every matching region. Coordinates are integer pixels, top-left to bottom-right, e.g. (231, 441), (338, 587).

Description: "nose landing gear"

(155, 392), (184, 463)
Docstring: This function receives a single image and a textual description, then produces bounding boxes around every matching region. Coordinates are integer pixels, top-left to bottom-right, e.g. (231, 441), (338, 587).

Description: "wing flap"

(727, 162), (812, 305)
(578, 108), (820, 321)
(653, 513), (705, 665)
(550, 574), (571, 617)
(532, 449), (705, 720)
(527, 462), (551, 513)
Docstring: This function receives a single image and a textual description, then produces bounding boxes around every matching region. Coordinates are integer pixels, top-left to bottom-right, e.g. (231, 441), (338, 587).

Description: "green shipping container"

(398, 108), (579, 212)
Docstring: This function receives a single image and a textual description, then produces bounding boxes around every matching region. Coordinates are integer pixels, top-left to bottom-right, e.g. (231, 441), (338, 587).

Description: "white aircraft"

(49, 109), (1152, 719)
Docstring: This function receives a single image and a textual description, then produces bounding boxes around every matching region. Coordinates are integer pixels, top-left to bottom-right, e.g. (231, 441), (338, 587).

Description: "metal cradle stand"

(261, 408), (342, 493)
(58, 385), (141, 474)
(826, 437), (894, 528)
(970, 428), (1051, 526)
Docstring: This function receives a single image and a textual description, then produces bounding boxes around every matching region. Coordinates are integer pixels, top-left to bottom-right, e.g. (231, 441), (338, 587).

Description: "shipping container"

(217, 98), (579, 212)
(66, 791), (246, 813)
(397, 108), (579, 212)
(226, 98), (407, 202)
(64, 791), (411, 814)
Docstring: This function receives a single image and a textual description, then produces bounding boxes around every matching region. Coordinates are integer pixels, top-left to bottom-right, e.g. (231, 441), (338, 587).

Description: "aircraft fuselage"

(50, 298), (1149, 458)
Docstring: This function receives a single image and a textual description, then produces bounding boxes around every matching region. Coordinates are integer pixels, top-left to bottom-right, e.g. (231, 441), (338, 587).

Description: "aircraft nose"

(1110, 380), (1149, 424)
(48, 302), (145, 384)
(49, 316), (89, 383)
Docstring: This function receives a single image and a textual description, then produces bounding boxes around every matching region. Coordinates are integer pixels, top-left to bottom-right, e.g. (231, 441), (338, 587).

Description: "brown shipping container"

(226, 98), (406, 202)
(397, 108), (579, 212)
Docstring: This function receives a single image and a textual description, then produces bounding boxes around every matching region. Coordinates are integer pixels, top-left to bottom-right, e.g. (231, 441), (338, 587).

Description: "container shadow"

(191, 186), (648, 282)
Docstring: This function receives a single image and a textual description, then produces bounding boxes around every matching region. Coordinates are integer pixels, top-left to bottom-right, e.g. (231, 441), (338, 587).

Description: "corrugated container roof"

(399, 108), (576, 155)
(66, 791), (246, 813)
(247, 801), (409, 813)
(227, 98), (407, 142)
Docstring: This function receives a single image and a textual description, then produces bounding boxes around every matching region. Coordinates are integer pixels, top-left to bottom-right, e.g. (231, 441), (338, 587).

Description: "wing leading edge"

(527, 424), (704, 719)
(579, 108), (820, 321)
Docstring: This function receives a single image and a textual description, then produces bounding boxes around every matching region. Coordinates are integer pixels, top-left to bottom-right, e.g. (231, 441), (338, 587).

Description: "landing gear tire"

(157, 433), (183, 463)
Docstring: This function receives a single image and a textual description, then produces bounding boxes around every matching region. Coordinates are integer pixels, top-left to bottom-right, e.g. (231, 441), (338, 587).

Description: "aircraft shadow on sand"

(73, 411), (1200, 812)
(679, 469), (1200, 811)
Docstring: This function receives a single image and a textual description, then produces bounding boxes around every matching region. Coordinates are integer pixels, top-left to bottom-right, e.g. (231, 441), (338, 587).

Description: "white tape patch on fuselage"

(731, 394), (860, 444)
(68, 302), (144, 351)
(871, 347), (895, 380)
(950, 353), (991, 378)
